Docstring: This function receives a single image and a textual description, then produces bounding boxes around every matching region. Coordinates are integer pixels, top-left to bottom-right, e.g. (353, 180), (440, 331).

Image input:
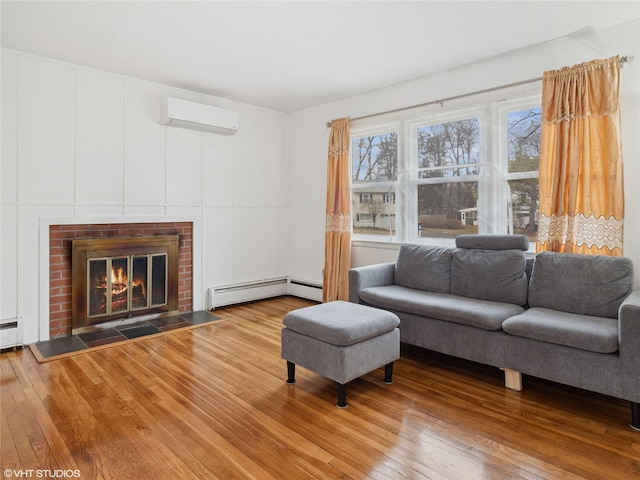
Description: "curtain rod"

(326, 54), (634, 129)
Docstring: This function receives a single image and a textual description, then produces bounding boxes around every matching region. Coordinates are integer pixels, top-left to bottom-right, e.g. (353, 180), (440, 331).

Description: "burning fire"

(111, 266), (128, 296)
(107, 266), (147, 299)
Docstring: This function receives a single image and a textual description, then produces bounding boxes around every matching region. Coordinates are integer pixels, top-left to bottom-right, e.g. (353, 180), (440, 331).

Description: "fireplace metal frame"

(71, 235), (179, 333)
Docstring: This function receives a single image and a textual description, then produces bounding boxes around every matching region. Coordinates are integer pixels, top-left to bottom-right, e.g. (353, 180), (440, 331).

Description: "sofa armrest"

(349, 262), (395, 304)
(619, 287), (640, 359)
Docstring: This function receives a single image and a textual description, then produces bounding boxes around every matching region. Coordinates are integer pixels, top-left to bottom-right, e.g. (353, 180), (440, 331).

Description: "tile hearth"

(32, 311), (219, 361)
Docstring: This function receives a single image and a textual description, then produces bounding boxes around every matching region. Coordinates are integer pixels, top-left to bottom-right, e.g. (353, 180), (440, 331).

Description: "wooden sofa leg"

(501, 368), (523, 391)
(631, 402), (640, 431)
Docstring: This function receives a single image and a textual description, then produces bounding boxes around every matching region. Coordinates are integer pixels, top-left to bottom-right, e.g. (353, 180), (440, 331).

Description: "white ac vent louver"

(161, 97), (238, 135)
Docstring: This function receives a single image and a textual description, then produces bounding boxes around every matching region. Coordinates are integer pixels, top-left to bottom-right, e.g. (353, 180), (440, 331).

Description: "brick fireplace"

(49, 222), (193, 338)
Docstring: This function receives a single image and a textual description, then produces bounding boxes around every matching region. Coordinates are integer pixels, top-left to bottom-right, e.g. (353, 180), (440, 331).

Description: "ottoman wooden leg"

(286, 361), (296, 384)
(336, 383), (347, 408)
(383, 362), (394, 384)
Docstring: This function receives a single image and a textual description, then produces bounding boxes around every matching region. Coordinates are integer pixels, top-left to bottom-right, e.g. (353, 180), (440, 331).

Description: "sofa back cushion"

(455, 234), (530, 251)
(395, 244), (453, 293)
(451, 248), (529, 306)
(528, 252), (634, 318)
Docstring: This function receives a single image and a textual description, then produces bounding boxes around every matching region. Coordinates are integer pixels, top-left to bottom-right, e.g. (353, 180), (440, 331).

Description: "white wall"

(288, 19), (640, 287)
(3, 19), (638, 345)
(1, 49), (290, 344)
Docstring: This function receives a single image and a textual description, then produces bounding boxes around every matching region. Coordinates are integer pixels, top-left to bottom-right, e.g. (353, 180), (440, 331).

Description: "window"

(350, 94), (540, 246)
(504, 106), (541, 242)
(415, 116), (481, 237)
(351, 131), (398, 237)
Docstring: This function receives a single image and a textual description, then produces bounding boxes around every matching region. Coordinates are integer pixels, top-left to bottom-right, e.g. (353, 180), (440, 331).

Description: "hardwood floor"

(1, 296), (638, 479)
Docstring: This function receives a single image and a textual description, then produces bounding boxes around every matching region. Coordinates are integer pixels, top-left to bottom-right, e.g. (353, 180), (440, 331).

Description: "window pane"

(131, 256), (148, 310)
(418, 118), (480, 177)
(507, 108), (541, 173)
(151, 254), (167, 306)
(88, 259), (107, 317)
(352, 190), (396, 235)
(417, 182), (478, 238)
(351, 132), (397, 236)
(507, 107), (540, 243)
(111, 257), (129, 314)
(351, 133), (397, 181)
(510, 178), (539, 242)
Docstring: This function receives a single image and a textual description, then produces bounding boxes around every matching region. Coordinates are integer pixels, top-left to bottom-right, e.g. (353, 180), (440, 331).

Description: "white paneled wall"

(0, 49), (291, 344)
(123, 79), (168, 206)
(75, 68), (125, 206)
(202, 135), (234, 206)
(205, 207), (235, 286)
(1, 52), (18, 204)
(166, 127), (203, 205)
(19, 55), (75, 205)
(261, 207), (292, 279)
(0, 205), (18, 320)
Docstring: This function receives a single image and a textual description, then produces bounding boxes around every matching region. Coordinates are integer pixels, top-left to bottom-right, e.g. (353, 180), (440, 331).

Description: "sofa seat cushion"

(359, 285), (524, 331)
(502, 307), (619, 353)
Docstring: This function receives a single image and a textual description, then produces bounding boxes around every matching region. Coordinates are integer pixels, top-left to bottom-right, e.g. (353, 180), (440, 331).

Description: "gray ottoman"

(281, 300), (400, 407)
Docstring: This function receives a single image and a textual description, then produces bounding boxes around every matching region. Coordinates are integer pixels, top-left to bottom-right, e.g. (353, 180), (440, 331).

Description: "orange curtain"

(537, 56), (624, 256)
(323, 118), (351, 302)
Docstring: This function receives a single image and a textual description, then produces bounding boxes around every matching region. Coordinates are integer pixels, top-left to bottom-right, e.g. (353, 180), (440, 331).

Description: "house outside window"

(350, 94), (540, 245)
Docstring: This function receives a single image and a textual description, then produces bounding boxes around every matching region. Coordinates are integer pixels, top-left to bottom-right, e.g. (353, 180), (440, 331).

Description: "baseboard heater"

(0, 320), (22, 350)
(288, 278), (323, 302)
(209, 278), (289, 309)
(208, 277), (324, 309)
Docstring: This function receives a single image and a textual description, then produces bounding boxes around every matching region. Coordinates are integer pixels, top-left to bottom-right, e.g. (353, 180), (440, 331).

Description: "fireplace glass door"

(72, 235), (179, 331)
(87, 253), (168, 320)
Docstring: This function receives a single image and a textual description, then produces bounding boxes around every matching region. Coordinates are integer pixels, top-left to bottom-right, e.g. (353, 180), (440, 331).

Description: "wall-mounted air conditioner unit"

(160, 97), (238, 135)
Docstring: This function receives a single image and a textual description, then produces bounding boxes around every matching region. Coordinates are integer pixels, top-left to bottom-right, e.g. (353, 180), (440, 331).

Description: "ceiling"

(2, 1), (639, 112)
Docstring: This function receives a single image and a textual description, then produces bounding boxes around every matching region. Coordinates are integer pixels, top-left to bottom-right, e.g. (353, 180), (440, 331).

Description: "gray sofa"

(349, 234), (640, 429)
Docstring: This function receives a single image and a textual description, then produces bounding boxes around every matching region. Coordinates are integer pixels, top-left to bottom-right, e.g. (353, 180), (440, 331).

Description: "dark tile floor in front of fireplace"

(34, 311), (220, 359)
